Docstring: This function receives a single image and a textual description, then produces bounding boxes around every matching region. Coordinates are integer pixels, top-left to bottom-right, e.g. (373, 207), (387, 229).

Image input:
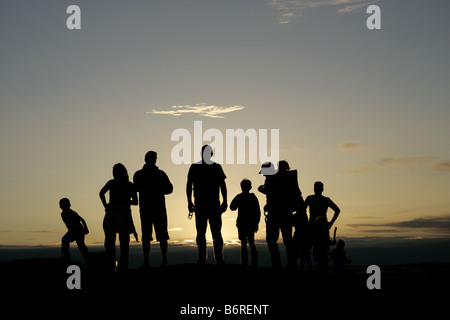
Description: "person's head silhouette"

(336, 239), (345, 249)
(201, 145), (213, 164)
(145, 151), (157, 166)
(59, 198), (71, 210)
(240, 179), (252, 193)
(278, 160), (290, 172)
(113, 163), (129, 182)
(314, 181), (324, 195)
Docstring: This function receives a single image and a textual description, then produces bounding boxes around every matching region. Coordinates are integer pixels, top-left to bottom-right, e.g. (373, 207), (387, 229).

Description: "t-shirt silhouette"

(304, 194), (339, 223)
(230, 192), (260, 230)
(133, 164), (173, 213)
(187, 162), (226, 205)
(104, 179), (136, 205)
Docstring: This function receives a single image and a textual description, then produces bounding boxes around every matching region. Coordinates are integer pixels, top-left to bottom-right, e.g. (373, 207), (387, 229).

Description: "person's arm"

(99, 181), (110, 209)
(61, 212), (71, 231)
(133, 171), (140, 192)
(229, 195), (239, 211)
(162, 172), (173, 195)
(328, 199), (340, 228)
(79, 216), (89, 234)
(219, 179), (227, 212)
(130, 184), (138, 206)
(186, 175), (194, 213)
(218, 165), (227, 211)
(329, 226), (337, 246)
(254, 194), (261, 225)
(303, 196), (311, 222)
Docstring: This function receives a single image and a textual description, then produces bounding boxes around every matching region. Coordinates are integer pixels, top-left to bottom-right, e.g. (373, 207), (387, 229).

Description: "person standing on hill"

(100, 163), (138, 271)
(230, 179), (261, 267)
(186, 145), (227, 265)
(134, 151), (173, 268)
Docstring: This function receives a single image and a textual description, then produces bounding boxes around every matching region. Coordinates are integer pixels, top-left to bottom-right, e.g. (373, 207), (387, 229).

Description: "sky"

(1, 0), (449, 247)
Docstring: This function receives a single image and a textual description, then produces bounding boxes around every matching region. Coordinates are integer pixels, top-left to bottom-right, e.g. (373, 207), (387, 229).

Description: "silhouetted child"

(330, 239), (350, 275)
(230, 179), (261, 267)
(293, 210), (312, 272)
(311, 216), (336, 272)
(60, 198), (89, 262)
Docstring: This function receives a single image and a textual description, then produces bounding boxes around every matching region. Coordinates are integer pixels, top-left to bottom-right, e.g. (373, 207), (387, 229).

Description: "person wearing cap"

(259, 161), (302, 270)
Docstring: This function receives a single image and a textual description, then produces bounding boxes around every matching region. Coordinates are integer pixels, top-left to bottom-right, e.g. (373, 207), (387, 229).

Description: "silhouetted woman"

(100, 163), (138, 271)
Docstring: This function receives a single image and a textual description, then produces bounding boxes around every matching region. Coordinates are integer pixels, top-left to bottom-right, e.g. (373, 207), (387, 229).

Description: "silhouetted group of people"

(60, 145), (350, 274)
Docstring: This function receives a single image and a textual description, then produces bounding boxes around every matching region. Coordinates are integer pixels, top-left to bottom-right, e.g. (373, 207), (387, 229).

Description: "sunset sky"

(1, 0), (449, 247)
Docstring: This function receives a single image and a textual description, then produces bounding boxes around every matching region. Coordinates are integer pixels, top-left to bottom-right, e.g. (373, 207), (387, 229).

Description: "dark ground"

(1, 257), (448, 318)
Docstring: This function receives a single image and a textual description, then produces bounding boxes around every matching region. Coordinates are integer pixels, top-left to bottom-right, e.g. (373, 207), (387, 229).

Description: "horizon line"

(2, 235), (450, 249)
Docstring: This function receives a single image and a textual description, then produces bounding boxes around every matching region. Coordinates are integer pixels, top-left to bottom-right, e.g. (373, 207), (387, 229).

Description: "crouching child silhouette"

(311, 216), (336, 273)
(60, 198), (89, 262)
(230, 179), (261, 267)
(330, 239), (351, 275)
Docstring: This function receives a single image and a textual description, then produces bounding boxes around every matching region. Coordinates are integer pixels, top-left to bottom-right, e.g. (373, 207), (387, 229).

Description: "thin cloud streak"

(432, 161), (450, 172)
(149, 104), (244, 119)
(378, 156), (436, 165)
(340, 141), (363, 151)
(348, 215), (450, 232)
(337, 0), (379, 13)
(270, 0), (380, 24)
(346, 156), (450, 174)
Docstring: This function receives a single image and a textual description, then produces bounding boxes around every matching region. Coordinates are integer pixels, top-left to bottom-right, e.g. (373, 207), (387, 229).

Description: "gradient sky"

(1, 0), (449, 246)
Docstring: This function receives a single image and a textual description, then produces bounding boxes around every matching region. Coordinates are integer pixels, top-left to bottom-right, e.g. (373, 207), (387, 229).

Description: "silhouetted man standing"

(186, 145), (227, 264)
(134, 151), (173, 267)
(304, 181), (340, 228)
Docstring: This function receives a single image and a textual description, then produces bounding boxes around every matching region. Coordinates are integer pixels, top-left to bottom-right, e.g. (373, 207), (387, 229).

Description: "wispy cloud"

(346, 156), (447, 174)
(432, 161), (450, 172)
(148, 104), (244, 119)
(337, 0), (379, 13)
(348, 215), (450, 233)
(270, 0), (379, 24)
(340, 141), (363, 151)
(377, 156), (436, 165)
(387, 216), (450, 231)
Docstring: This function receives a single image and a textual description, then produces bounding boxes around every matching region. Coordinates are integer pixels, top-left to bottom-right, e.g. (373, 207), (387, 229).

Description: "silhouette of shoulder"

(103, 179), (136, 204)
(187, 161), (226, 204)
(133, 165), (173, 195)
(231, 193), (259, 209)
(230, 193), (260, 224)
(305, 194), (333, 205)
(305, 194), (339, 222)
(188, 161), (226, 180)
